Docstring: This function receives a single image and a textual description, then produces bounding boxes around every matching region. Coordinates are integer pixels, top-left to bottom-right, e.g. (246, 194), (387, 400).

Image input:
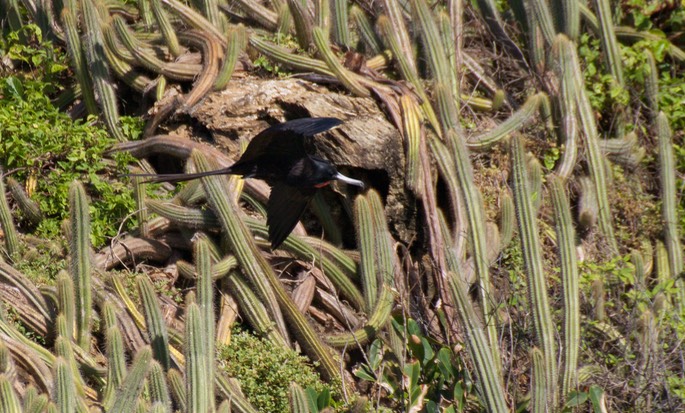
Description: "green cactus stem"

(136, 276), (171, 370)
(468, 93), (546, 150)
(6, 177), (43, 226)
(350, 5), (381, 54)
(68, 181), (92, 350)
(510, 136), (557, 409)
(447, 272), (508, 413)
(0, 171), (20, 260)
(215, 25), (246, 90)
(110, 347), (153, 413)
(313, 27), (369, 97)
(549, 175), (580, 400)
(656, 112), (685, 308)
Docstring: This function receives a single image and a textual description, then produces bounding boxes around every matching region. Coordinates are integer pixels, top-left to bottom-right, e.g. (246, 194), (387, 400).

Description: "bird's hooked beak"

(334, 172), (365, 189)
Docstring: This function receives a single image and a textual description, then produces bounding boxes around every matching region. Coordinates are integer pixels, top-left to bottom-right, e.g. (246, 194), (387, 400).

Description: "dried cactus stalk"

(110, 347), (153, 413)
(656, 112), (685, 307)
(6, 177), (43, 225)
(468, 93), (545, 149)
(0, 262), (51, 323)
(215, 25), (246, 90)
(447, 272), (508, 413)
(289, 0), (315, 49)
(0, 172), (20, 260)
(175, 32), (220, 111)
(313, 27), (369, 97)
(136, 275), (171, 370)
(148, 360), (172, 410)
(68, 181), (92, 350)
(350, 5), (381, 55)
(60, 8), (98, 115)
(331, 0), (349, 47)
(510, 136), (557, 409)
(549, 175), (580, 401)
(530, 347), (547, 412)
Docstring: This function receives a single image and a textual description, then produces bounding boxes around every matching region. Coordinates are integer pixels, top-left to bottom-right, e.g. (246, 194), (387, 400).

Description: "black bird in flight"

(130, 117), (365, 249)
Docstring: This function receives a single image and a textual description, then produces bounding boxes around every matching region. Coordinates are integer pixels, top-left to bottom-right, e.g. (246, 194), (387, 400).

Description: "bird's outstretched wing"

(266, 183), (316, 249)
(235, 117), (342, 168)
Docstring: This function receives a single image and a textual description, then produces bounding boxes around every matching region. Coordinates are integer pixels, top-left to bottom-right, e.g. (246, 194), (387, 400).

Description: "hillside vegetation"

(0, 0), (684, 411)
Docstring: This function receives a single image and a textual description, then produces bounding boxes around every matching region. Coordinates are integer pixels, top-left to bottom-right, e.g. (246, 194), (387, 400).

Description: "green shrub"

(218, 329), (331, 412)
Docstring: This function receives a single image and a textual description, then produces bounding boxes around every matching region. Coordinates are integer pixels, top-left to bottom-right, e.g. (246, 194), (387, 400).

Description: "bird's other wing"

(236, 117), (343, 167)
(266, 183), (316, 249)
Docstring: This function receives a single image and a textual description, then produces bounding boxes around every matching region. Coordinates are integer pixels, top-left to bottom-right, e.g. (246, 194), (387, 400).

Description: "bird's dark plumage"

(127, 117), (364, 249)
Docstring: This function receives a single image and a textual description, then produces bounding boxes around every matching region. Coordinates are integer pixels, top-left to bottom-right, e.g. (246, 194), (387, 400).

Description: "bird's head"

(311, 158), (365, 190)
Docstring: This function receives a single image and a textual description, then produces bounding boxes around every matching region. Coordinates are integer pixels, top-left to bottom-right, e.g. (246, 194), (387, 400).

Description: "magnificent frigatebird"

(130, 117), (365, 249)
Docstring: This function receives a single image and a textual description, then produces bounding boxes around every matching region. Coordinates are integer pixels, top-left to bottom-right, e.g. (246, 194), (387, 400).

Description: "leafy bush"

(0, 27), (142, 247)
(218, 329), (332, 412)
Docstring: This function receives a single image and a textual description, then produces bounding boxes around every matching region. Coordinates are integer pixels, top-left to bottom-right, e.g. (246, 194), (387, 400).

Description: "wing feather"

(266, 184), (315, 249)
